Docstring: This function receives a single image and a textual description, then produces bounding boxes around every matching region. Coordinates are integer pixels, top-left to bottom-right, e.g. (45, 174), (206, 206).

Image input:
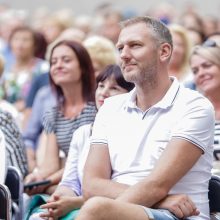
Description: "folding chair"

(209, 175), (220, 220)
(0, 183), (12, 220)
(5, 166), (24, 220)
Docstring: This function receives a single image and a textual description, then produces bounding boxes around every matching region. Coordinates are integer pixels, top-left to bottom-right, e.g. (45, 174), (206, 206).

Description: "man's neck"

(135, 77), (172, 112)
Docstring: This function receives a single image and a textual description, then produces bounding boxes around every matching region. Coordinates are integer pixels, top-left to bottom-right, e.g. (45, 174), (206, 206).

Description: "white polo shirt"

(91, 77), (215, 220)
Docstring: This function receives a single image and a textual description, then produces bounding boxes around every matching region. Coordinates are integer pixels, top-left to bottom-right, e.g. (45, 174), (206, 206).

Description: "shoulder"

(35, 86), (54, 101)
(176, 86), (215, 126)
(101, 92), (131, 112)
(178, 86), (214, 111)
(42, 106), (59, 125)
(0, 100), (18, 119)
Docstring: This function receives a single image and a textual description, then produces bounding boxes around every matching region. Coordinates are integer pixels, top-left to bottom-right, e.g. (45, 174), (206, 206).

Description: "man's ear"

(159, 43), (172, 62)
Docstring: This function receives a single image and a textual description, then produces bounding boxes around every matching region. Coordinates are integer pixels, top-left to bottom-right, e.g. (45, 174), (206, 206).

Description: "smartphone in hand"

(24, 180), (51, 190)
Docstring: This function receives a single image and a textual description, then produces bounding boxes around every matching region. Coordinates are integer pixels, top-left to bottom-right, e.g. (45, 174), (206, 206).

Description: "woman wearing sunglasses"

(190, 40), (220, 162)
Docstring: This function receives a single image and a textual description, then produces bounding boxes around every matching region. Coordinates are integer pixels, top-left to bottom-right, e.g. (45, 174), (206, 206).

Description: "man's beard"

(124, 61), (158, 89)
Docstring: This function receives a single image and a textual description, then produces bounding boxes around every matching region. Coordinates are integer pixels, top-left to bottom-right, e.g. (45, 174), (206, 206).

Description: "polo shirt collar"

(126, 77), (180, 110)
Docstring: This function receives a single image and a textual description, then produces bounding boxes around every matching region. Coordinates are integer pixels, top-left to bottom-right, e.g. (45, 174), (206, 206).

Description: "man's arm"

(116, 138), (203, 207)
(82, 144), (129, 200)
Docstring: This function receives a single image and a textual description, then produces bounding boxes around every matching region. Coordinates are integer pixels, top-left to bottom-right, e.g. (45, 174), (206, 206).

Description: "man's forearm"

(83, 178), (129, 200)
(116, 178), (168, 207)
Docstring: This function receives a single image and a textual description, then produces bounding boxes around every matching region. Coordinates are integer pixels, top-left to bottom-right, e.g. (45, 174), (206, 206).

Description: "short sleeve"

(172, 98), (215, 152)
(42, 107), (57, 134)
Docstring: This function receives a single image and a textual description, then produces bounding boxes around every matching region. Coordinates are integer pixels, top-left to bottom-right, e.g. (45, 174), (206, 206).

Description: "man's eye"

(132, 44), (141, 48)
(117, 47), (123, 53)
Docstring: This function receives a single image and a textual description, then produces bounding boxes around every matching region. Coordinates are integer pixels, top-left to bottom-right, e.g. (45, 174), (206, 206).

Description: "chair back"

(209, 175), (220, 220)
(0, 183), (12, 220)
(5, 166), (23, 220)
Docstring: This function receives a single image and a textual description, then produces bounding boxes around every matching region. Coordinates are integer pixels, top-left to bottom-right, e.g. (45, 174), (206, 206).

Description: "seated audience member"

(2, 26), (49, 110)
(26, 64), (134, 219)
(0, 129), (6, 184)
(0, 109), (28, 179)
(23, 28), (88, 171)
(168, 24), (192, 83)
(83, 35), (117, 77)
(190, 39), (220, 163)
(186, 28), (205, 46)
(76, 16), (214, 220)
(24, 27), (85, 114)
(24, 40), (97, 195)
(0, 53), (22, 127)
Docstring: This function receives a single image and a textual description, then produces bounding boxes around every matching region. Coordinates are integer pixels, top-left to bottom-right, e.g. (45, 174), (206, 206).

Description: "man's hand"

(154, 194), (200, 218)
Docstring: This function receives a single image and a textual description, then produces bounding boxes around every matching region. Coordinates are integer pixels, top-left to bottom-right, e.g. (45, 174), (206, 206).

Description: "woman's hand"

(40, 195), (82, 219)
(154, 194), (200, 218)
(24, 171), (49, 195)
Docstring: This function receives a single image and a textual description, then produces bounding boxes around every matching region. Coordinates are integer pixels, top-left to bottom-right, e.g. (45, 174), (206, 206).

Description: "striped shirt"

(0, 110), (28, 178)
(214, 121), (220, 160)
(42, 102), (97, 155)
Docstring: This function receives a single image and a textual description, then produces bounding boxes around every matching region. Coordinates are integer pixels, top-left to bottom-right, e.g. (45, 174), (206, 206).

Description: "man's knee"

(81, 196), (112, 216)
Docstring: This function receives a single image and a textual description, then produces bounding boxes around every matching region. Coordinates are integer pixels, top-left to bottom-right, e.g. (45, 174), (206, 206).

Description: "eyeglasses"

(202, 39), (218, 47)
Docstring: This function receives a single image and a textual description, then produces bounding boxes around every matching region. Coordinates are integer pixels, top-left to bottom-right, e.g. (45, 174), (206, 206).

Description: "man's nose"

(120, 46), (131, 59)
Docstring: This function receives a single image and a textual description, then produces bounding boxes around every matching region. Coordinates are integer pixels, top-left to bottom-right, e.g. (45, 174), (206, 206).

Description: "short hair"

(83, 35), (117, 71)
(190, 42), (220, 68)
(119, 16), (173, 48)
(49, 40), (95, 107)
(96, 64), (134, 92)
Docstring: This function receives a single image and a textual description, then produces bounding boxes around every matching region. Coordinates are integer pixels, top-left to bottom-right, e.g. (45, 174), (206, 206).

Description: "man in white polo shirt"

(76, 16), (215, 220)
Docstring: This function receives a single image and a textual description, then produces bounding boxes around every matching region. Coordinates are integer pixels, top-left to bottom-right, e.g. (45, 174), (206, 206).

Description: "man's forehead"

(116, 24), (151, 45)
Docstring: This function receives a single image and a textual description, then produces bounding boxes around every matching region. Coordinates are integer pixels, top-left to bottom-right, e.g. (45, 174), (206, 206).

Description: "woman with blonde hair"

(83, 35), (117, 77)
(190, 39), (220, 162)
(168, 24), (193, 83)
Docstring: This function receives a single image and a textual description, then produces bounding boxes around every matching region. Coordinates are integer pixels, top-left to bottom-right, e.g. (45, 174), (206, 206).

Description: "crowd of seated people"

(0, 3), (220, 219)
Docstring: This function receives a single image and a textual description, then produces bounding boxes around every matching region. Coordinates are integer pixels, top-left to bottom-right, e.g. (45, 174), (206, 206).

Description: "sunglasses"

(202, 39), (218, 47)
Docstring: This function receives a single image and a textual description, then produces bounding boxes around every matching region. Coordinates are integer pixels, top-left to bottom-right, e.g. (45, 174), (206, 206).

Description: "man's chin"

(123, 74), (135, 83)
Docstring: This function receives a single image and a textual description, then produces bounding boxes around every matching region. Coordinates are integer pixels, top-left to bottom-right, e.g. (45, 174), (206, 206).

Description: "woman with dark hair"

(34, 31), (48, 60)
(30, 64), (134, 219)
(24, 40), (97, 196)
